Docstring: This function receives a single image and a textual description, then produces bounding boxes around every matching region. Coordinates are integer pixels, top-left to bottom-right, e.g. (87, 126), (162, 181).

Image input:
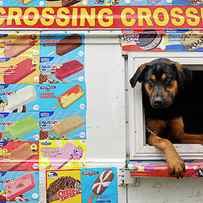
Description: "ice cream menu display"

(46, 168), (118, 203)
(0, 30), (119, 202)
(0, 31), (87, 202)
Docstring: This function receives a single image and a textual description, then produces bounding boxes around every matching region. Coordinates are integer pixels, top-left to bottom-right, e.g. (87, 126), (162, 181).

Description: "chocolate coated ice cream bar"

(56, 34), (81, 56)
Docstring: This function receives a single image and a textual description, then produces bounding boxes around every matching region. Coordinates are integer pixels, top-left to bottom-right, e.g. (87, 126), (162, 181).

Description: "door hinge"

(118, 168), (141, 187)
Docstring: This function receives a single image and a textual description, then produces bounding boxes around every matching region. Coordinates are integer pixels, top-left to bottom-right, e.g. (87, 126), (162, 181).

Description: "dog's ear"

(171, 63), (192, 89)
(129, 64), (149, 88)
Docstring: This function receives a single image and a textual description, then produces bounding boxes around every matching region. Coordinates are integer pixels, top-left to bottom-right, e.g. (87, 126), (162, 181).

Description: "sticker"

(0, 141), (39, 171)
(0, 32), (40, 84)
(181, 30), (203, 51)
(46, 170), (81, 203)
(121, 30), (164, 52)
(40, 111), (85, 140)
(0, 112), (39, 141)
(38, 83), (85, 112)
(0, 171), (39, 202)
(40, 140), (86, 170)
(0, 84), (39, 113)
(81, 168), (118, 203)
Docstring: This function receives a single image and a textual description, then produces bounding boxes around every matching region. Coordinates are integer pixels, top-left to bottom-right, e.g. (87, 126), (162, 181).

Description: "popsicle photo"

(0, 171), (39, 202)
(0, 59), (39, 84)
(51, 116), (84, 137)
(81, 168), (118, 203)
(0, 33), (40, 84)
(0, 141), (39, 171)
(0, 112), (39, 141)
(3, 35), (37, 58)
(42, 34), (82, 56)
(52, 60), (84, 82)
(2, 58), (36, 84)
(5, 116), (39, 139)
(55, 85), (84, 109)
(38, 84), (85, 111)
(46, 170), (81, 203)
(20, 0), (33, 4)
(62, 0), (82, 6)
(40, 140), (86, 170)
(40, 114), (85, 140)
(0, 85), (38, 113)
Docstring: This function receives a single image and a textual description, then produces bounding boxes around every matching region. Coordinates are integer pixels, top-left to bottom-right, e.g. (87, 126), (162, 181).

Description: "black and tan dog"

(130, 58), (203, 178)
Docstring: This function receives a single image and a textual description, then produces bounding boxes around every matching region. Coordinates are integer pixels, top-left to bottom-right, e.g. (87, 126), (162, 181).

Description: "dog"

(129, 58), (203, 178)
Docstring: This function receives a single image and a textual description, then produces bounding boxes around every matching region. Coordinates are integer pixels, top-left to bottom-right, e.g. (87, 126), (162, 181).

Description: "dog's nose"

(153, 97), (163, 106)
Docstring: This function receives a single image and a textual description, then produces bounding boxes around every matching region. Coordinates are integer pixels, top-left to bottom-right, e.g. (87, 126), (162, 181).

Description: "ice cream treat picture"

(3, 35), (37, 58)
(0, 142), (38, 171)
(54, 85), (84, 109)
(0, 172), (39, 202)
(51, 116), (84, 138)
(53, 60), (84, 82)
(0, 34), (40, 84)
(0, 85), (37, 113)
(46, 176), (81, 203)
(40, 141), (85, 169)
(4, 116), (39, 139)
(3, 58), (36, 84)
(40, 115), (84, 139)
(81, 168), (118, 203)
(88, 169), (114, 203)
(5, 174), (35, 201)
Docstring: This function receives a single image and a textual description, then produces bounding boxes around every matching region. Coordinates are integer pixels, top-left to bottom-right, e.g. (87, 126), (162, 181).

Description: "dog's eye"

(148, 81), (154, 87)
(165, 78), (172, 85)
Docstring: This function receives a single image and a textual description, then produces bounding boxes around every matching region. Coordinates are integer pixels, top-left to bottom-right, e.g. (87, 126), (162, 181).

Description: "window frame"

(127, 52), (203, 160)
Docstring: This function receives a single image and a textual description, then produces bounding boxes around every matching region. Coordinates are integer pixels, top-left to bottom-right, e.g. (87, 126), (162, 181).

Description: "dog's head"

(130, 58), (191, 109)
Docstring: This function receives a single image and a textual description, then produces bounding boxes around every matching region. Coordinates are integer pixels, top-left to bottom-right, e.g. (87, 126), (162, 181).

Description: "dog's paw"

(167, 156), (186, 178)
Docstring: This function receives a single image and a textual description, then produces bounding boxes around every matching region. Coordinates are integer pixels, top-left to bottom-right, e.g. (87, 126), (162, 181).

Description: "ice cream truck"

(0, 1), (203, 203)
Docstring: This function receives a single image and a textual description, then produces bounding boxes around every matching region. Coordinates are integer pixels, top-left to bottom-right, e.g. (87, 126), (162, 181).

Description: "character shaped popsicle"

(5, 174), (35, 200)
(0, 85), (36, 113)
(3, 59), (36, 84)
(88, 169), (114, 203)
(41, 142), (83, 169)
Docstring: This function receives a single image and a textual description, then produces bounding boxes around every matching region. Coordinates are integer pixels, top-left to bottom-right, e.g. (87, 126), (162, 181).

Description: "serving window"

(127, 52), (203, 161)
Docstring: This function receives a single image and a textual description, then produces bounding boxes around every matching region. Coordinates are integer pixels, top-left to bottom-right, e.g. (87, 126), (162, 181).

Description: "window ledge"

(128, 160), (203, 177)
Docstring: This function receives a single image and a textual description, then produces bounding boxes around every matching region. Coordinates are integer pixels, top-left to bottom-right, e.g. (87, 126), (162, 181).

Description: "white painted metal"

(85, 34), (126, 162)
(128, 177), (203, 203)
(85, 37), (203, 203)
